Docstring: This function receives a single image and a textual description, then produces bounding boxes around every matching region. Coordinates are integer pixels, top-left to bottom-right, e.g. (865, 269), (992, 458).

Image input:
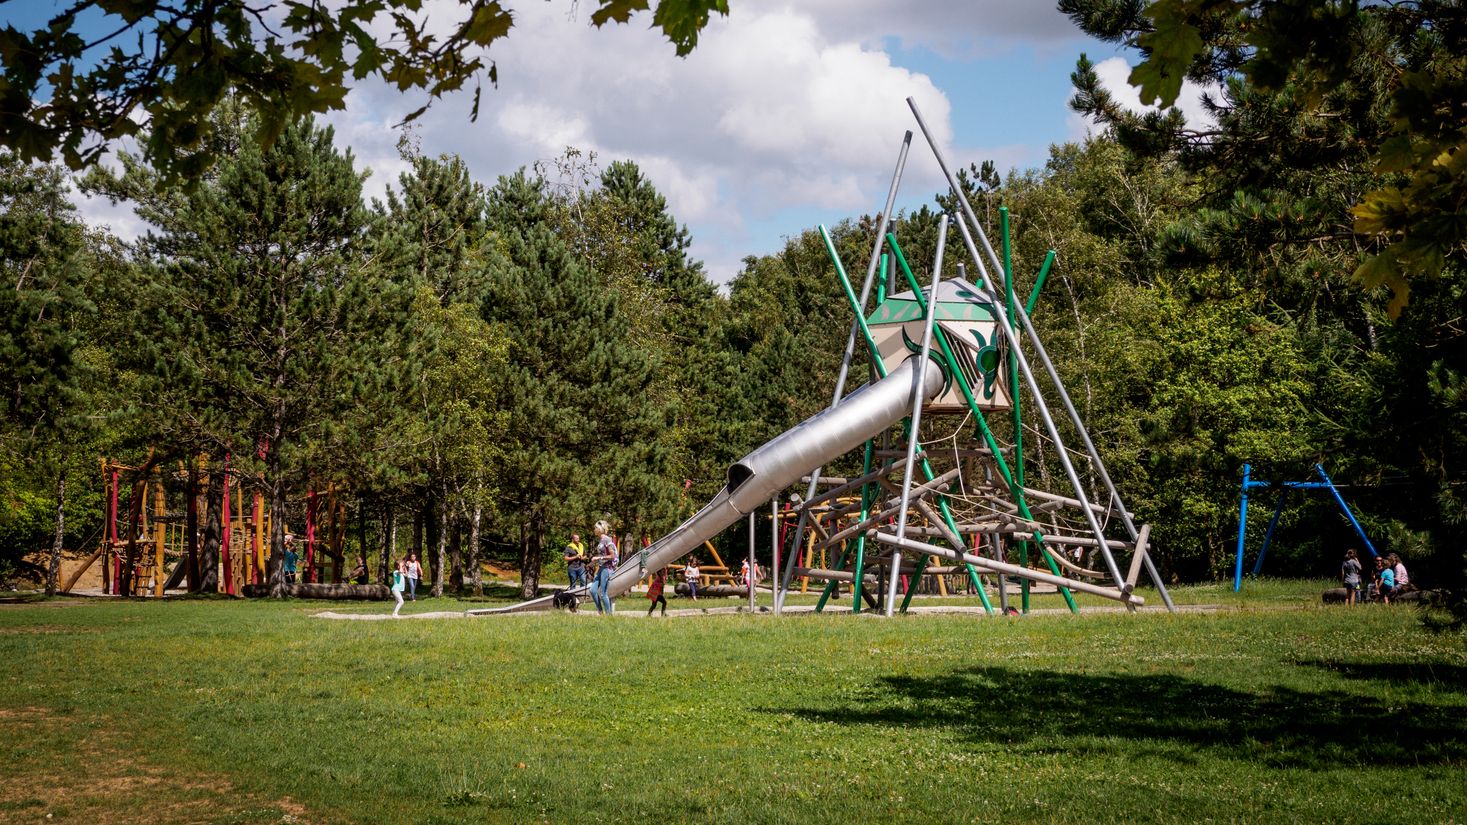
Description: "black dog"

(552, 590), (579, 612)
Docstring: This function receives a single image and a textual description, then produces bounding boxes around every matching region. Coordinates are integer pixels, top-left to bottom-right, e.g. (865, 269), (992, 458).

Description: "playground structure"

(61, 455), (357, 596)
(473, 98), (1175, 617)
(1232, 462), (1380, 592)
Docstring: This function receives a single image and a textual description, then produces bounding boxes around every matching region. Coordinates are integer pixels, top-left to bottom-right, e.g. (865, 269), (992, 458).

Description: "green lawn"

(2, 582), (1464, 824)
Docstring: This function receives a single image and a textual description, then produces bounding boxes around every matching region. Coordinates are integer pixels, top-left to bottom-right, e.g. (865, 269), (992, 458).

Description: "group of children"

(640, 558), (703, 617)
(388, 553), (424, 617)
(1340, 548), (1411, 605)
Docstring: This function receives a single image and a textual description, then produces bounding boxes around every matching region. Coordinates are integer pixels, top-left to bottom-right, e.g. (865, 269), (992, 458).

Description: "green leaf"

(1129, 2), (1204, 108)
(462, 2), (513, 47)
(651, 0), (728, 57)
(96, 0), (157, 25)
(1375, 136), (1417, 174)
(1350, 187), (1405, 236)
(591, 0), (650, 27)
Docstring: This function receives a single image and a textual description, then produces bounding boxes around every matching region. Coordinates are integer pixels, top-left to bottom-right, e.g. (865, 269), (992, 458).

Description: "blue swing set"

(1232, 463), (1379, 591)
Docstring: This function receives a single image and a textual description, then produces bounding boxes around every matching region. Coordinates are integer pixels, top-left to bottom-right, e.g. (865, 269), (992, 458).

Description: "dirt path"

(0, 706), (325, 824)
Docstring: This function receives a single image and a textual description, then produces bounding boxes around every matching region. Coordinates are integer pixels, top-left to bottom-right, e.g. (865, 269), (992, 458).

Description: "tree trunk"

(119, 451), (161, 595)
(432, 496), (447, 597)
(518, 513), (543, 600)
(378, 505), (395, 585)
(357, 496), (369, 582)
(467, 503), (483, 597)
(201, 468), (223, 593)
(448, 511), (463, 594)
(185, 459), (200, 591)
(266, 447), (287, 598)
(45, 468), (66, 596)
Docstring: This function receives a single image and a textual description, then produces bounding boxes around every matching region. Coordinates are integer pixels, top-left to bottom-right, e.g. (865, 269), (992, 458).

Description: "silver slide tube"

(469, 356), (945, 615)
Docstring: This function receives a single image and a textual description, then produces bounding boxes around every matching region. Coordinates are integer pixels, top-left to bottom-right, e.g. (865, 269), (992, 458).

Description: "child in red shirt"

(646, 567), (667, 617)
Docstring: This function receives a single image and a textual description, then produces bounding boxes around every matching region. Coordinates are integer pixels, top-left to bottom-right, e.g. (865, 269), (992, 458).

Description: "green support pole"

(813, 543), (849, 612)
(876, 253), (889, 308)
(850, 439), (877, 612)
(1000, 208), (1031, 613)
(1024, 250), (1055, 317)
(822, 226), (890, 613)
(888, 233), (1078, 612)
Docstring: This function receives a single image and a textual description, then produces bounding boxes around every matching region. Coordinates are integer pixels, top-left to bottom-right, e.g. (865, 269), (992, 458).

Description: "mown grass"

(2, 582), (1464, 824)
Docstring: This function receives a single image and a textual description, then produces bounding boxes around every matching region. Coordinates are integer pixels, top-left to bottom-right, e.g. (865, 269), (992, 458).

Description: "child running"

(391, 559), (406, 617)
(647, 566), (668, 616)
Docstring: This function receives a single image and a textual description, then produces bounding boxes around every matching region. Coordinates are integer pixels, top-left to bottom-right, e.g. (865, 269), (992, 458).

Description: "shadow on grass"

(1295, 660), (1467, 695)
(770, 666), (1467, 768)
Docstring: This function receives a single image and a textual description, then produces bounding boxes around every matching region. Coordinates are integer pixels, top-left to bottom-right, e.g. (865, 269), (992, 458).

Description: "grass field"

(2, 581), (1464, 824)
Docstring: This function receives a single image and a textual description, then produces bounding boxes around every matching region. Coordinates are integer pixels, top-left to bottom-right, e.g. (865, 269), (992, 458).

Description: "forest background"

(1, 1), (1463, 601)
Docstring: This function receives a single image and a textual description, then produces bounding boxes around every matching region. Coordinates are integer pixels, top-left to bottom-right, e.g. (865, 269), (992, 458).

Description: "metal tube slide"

(467, 355), (945, 615)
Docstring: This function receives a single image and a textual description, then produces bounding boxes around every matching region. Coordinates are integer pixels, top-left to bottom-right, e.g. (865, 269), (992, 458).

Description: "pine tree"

(95, 111), (396, 596)
(364, 148), (507, 595)
(0, 153), (97, 594)
(483, 170), (667, 598)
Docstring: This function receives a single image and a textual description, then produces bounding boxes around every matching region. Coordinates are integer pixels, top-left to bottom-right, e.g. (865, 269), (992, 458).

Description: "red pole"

(221, 455), (233, 595)
(109, 467), (120, 595)
(305, 489), (318, 585)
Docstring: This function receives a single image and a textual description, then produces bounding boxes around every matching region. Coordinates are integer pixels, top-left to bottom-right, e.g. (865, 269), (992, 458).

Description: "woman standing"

(590, 520), (619, 614)
(405, 552), (422, 601)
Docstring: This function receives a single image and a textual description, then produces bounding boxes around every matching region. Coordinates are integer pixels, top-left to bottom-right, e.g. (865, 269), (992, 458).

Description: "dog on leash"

(552, 590), (579, 612)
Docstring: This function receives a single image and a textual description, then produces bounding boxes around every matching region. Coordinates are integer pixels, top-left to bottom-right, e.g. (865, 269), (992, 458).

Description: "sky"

(9, 1), (1217, 287)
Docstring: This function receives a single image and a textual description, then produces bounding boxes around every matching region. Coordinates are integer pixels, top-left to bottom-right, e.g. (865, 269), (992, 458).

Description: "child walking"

(391, 559), (406, 617)
(684, 557), (701, 600)
(647, 567), (668, 617)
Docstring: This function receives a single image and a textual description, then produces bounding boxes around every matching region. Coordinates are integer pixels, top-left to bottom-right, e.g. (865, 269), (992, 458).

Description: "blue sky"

(5, 1), (1210, 286)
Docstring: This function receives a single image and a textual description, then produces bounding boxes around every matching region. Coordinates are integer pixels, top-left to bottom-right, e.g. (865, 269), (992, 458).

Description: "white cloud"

(324, 1), (966, 285)
(65, 1), (1102, 285)
(73, 190), (147, 240)
(787, 0), (1090, 56)
(1090, 56), (1222, 132)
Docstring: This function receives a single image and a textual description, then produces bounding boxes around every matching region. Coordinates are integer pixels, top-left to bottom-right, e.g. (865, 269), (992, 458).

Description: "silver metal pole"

(771, 497), (779, 614)
(748, 511), (756, 611)
(778, 132), (913, 611)
(873, 532), (1143, 605)
(885, 214), (947, 616)
(908, 98), (1004, 277)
